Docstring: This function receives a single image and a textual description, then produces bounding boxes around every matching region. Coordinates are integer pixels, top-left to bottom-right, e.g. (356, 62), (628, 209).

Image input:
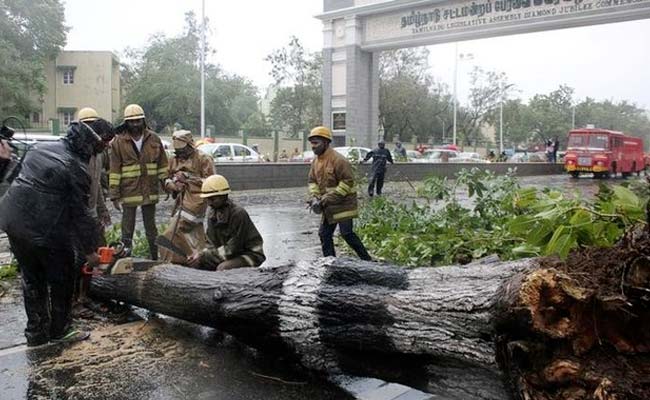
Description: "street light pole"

(452, 44), (458, 147)
(499, 100), (504, 154)
(200, 0), (206, 138)
(572, 104), (576, 129)
(452, 44), (473, 147)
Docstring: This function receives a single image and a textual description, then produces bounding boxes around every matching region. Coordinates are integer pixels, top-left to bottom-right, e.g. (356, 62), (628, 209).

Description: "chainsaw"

(81, 241), (162, 277)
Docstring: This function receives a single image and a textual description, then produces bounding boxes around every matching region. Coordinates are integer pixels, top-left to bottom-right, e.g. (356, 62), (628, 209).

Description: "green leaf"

(613, 186), (640, 208)
(545, 226), (577, 258)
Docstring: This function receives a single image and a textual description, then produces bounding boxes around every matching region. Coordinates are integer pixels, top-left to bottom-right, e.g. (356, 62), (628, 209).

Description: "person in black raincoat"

(0, 119), (112, 346)
(361, 140), (394, 197)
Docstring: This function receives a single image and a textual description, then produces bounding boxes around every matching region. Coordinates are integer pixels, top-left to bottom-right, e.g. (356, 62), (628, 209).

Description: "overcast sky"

(63, 0), (650, 109)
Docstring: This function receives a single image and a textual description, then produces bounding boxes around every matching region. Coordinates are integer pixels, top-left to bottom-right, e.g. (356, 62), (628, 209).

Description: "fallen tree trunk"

(90, 246), (650, 400)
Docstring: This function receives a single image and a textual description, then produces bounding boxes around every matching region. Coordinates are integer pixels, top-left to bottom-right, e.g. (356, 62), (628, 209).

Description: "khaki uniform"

(108, 129), (168, 259)
(308, 147), (359, 224)
(108, 129), (168, 206)
(199, 200), (265, 269)
(159, 150), (215, 263)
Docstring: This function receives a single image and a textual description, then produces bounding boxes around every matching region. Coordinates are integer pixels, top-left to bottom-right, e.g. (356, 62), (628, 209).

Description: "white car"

(197, 143), (262, 162)
(334, 146), (372, 162)
(290, 150), (315, 163)
(455, 152), (490, 163)
(414, 149), (459, 163)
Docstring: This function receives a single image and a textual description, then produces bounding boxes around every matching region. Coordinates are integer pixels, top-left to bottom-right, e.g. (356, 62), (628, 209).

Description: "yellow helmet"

(200, 174), (231, 198)
(308, 126), (333, 142)
(78, 107), (99, 122)
(123, 104), (145, 121)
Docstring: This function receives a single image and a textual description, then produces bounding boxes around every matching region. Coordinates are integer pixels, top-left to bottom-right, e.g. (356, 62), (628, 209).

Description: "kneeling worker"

(187, 175), (265, 270)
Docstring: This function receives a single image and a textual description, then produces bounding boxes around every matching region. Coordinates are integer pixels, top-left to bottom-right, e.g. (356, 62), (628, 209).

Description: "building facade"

(32, 51), (120, 132)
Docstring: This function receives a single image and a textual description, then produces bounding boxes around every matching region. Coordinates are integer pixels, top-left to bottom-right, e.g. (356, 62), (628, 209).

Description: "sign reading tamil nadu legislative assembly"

(364, 0), (650, 46)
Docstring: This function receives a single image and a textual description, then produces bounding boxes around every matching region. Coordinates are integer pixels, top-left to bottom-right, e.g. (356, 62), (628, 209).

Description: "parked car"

(334, 146), (372, 162)
(405, 150), (422, 162)
(197, 143), (262, 162)
(455, 152), (490, 163)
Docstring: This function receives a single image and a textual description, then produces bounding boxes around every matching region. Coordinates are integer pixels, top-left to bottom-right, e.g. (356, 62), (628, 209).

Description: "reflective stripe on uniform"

(241, 254), (255, 267)
(308, 183), (320, 195)
(332, 209), (358, 221)
(121, 195), (144, 204)
(250, 244), (264, 253)
(146, 163), (158, 176)
(337, 181), (353, 195)
(121, 164), (142, 179)
(157, 167), (167, 178)
(179, 210), (204, 224)
(109, 173), (121, 186)
(216, 245), (227, 259)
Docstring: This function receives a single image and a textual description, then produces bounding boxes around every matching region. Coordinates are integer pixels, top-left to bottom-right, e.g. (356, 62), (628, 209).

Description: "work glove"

(309, 198), (323, 215)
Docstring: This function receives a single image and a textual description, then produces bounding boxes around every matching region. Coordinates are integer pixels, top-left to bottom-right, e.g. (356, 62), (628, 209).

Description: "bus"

(564, 128), (644, 178)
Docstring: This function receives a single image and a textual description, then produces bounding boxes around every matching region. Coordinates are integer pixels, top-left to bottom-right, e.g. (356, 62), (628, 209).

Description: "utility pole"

(452, 43), (458, 147)
(200, 0), (206, 138)
(499, 100), (504, 154)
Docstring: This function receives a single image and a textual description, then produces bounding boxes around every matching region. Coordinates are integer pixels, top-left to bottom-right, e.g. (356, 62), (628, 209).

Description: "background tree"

(266, 36), (322, 137)
(459, 67), (513, 148)
(379, 47), (451, 144)
(0, 0), (67, 121)
(123, 12), (260, 135)
(525, 85), (574, 143)
(576, 98), (650, 141)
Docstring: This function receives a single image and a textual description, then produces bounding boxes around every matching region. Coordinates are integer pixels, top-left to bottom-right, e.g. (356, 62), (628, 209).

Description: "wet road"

(0, 173), (644, 400)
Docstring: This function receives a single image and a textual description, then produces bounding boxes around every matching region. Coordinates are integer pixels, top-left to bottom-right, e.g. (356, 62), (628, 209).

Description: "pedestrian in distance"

(361, 140), (394, 197)
(394, 141), (407, 161)
(307, 126), (372, 261)
(552, 136), (560, 163)
(187, 174), (266, 270)
(109, 104), (169, 260)
(0, 118), (114, 345)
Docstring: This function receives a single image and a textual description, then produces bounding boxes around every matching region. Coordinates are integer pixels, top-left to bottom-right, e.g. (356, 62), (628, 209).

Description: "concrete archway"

(317, 0), (650, 147)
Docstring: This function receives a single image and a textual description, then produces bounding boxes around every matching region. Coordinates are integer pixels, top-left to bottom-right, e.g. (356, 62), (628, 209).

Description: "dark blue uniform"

(362, 147), (393, 196)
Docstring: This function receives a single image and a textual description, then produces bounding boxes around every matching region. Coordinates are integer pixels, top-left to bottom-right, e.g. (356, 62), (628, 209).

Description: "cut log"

(90, 253), (650, 400)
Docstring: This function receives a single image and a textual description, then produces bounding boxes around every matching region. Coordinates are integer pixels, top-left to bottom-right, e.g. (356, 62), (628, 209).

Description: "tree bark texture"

(90, 254), (650, 400)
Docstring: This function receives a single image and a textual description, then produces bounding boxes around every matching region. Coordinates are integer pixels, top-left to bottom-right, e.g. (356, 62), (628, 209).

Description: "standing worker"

(0, 119), (113, 345)
(78, 107), (112, 240)
(160, 130), (215, 264)
(109, 104), (168, 260)
(187, 174), (266, 270)
(361, 140), (394, 197)
(307, 126), (372, 261)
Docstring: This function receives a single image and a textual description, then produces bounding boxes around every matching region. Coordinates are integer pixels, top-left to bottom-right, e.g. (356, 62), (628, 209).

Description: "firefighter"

(159, 130), (215, 264)
(361, 139), (394, 197)
(307, 126), (372, 261)
(0, 119), (113, 345)
(78, 107), (112, 238)
(109, 104), (168, 259)
(187, 174), (266, 270)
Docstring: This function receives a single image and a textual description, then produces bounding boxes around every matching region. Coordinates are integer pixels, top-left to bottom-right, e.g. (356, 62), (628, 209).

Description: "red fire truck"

(564, 128), (644, 178)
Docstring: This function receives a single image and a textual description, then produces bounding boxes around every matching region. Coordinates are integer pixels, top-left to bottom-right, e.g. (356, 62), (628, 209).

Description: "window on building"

(63, 111), (73, 126)
(63, 68), (74, 84)
(32, 112), (40, 124)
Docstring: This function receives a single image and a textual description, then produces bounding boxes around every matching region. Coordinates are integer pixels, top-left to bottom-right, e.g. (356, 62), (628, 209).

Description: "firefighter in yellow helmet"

(76, 107), (112, 238)
(307, 126), (371, 261)
(158, 130), (215, 264)
(187, 174), (266, 270)
(108, 104), (168, 259)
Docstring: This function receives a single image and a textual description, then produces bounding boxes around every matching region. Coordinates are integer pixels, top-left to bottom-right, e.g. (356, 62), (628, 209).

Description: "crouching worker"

(187, 175), (265, 270)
